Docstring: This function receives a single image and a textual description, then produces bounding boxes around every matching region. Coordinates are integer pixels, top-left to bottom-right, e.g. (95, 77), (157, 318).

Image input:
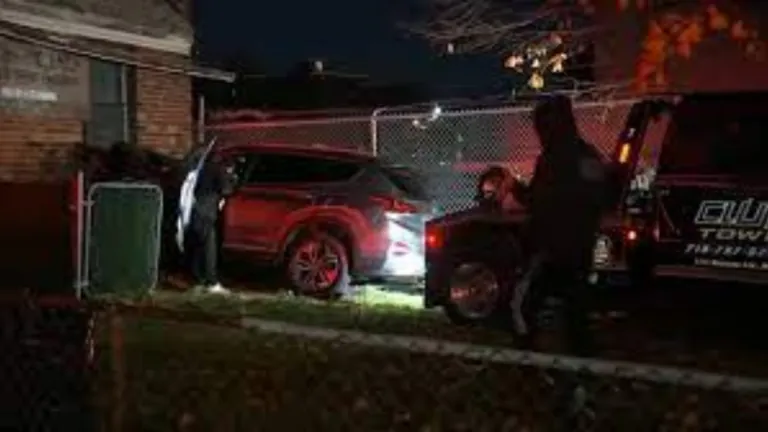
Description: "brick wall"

(135, 50), (194, 158)
(0, 49), (193, 183)
(0, 112), (83, 182)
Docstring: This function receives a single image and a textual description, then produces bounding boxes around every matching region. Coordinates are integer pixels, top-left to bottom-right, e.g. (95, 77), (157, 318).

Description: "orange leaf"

(707, 5), (729, 31)
(643, 37), (667, 59)
(676, 42), (692, 58)
(648, 20), (664, 38)
(732, 21), (749, 40)
(636, 61), (656, 79)
(682, 21), (703, 44)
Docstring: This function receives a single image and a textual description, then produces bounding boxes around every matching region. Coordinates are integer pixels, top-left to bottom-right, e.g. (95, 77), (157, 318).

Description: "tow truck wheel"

(443, 260), (510, 326)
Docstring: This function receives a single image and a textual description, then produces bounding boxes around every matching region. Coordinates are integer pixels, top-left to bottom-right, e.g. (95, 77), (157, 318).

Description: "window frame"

(87, 59), (136, 149)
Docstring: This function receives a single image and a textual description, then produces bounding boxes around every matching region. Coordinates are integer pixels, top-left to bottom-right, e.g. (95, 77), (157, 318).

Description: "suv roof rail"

(226, 142), (374, 159)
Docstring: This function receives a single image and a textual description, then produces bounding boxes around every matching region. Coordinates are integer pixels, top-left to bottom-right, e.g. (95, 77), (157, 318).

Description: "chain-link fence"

(82, 182), (164, 298)
(2, 296), (767, 431)
(375, 100), (641, 214)
(207, 99), (653, 214)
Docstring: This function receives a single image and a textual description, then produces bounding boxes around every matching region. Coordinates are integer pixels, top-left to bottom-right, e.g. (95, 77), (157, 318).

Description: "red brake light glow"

(372, 195), (417, 213)
(626, 229), (638, 241)
(425, 225), (442, 249)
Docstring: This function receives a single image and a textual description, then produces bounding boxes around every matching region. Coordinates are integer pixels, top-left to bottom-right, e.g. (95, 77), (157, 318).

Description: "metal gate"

(79, 182), (163, 298)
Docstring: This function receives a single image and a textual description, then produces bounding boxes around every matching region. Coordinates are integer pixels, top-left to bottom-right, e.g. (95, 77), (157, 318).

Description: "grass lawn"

(109, 286), (518, 347)
(91, 287), (768, 379)
(90, 314), (766, 432)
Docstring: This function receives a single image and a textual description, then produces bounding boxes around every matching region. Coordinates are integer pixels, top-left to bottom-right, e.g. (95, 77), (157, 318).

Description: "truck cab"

(423, 98), (667, 325)
(594, 92), (768, 290)
(644, 92), (768, 283)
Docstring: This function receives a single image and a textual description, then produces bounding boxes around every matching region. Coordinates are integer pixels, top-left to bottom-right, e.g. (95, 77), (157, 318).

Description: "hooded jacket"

(175, 142), (233, 250)
(520, 96), (608, 267)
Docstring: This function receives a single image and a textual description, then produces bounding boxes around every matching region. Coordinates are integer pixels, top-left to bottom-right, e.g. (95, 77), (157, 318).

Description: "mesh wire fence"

(84, 183), (163, 297)
(375, 100), (640, 214)
(2, 298), (767, 431)
(207, 116), (373, 153)
(205, 100), (648, 215)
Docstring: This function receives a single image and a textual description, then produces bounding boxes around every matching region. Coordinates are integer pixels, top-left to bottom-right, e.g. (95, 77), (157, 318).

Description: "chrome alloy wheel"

(448, 262), (501, 320)
(289, 239), (342, 295)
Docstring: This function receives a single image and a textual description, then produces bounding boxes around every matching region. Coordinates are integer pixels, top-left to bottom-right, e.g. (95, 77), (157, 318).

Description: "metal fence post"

(109, 305), (125, 432)
(74, 170), (85, 299)
(370, 106), (387, 156)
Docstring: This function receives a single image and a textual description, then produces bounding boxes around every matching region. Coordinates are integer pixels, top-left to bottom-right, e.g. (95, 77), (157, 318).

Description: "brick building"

(0, 0), (232, 290)
(0, 0), (233, 182)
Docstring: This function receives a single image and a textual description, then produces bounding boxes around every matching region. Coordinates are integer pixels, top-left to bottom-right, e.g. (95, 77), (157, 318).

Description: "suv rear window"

(657, 94), (768, 177)
(246, 153), (361, 184)
(382, 165), (430, 200)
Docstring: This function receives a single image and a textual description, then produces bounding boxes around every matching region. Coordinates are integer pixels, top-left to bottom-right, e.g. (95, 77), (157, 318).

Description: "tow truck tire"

(442, 251), (516, 327)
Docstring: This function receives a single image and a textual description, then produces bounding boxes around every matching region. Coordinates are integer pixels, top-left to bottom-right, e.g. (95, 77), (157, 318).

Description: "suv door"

(221, 152), (362, 258)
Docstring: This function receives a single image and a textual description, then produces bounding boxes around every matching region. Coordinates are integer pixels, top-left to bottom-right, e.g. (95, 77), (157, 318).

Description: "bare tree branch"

(405, 0), (600, 54)
(407, 0), (764, 93)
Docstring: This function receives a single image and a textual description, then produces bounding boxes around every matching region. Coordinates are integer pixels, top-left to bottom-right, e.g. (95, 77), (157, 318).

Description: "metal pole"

(370, 106), (386, 157)
(74, 170), (84, 299)
(197, 94), (206, 144)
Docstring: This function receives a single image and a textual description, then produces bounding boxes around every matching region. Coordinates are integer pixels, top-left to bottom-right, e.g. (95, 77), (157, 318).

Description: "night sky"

(194, 0), (513, 97)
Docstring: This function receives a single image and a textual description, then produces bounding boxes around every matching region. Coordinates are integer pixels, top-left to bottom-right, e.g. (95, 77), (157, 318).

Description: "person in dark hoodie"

(511, 95), (608, 356)
(181, 148), (233, 294)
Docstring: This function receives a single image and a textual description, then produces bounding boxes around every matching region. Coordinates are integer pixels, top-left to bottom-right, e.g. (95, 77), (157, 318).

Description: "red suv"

(216, 143), (434, 296)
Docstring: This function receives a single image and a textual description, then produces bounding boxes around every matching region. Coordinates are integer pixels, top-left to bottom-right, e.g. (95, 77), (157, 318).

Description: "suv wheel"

(286, 232), (350, 299)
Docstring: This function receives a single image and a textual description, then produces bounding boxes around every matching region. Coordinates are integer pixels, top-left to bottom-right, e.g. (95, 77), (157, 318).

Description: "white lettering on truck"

(687, 199), (768, 263)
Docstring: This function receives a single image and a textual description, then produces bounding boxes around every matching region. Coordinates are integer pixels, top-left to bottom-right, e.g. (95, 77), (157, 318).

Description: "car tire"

(285, 232), (351, 299)
(442, 252), (515, 327)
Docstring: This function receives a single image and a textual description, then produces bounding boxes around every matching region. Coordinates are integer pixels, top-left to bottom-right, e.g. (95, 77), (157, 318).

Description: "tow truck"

(423, 98), (670, 325)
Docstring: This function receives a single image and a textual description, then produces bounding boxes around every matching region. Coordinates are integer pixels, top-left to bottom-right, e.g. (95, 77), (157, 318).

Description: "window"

(382, 165), (430, 200)
(658, 95), (768, 178)
(87, 60), (136, 149)
(245, 153), (361, 184)
(219, 152), (253, 186)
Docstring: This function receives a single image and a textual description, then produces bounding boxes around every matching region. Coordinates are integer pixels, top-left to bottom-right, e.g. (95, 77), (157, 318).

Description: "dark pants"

(517, 258), (594, 357)
(187, 218), (218, 286)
